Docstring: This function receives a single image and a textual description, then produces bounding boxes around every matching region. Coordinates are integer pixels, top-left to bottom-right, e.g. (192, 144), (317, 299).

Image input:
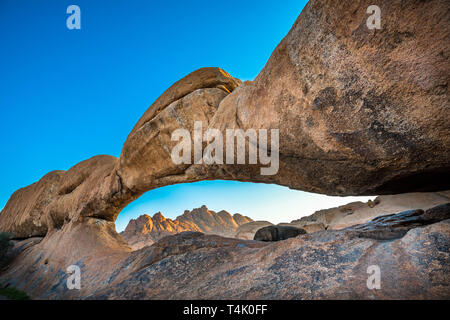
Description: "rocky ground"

(1, 202), (448, 299)
(95, 204), (449, 300)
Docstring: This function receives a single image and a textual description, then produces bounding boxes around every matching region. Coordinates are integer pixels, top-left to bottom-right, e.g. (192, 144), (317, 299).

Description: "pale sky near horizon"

(0, 0), (376, 233)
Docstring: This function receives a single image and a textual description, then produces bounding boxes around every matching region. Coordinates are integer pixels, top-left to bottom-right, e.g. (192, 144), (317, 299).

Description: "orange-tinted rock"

(176, 206), (252, 237)
(1, 0), (449, 239)
(209, 0), (450, 195)
(0, 155), (138, 239)
(121, 206), (253, 250)
(1, 202), (449, 299)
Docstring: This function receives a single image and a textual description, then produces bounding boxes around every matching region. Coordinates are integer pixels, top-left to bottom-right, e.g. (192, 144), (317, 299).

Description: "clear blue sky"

(0, 0), (374, 232)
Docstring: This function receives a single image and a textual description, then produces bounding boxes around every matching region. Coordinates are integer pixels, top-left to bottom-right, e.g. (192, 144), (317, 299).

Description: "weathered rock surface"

(121, 206), (252, 250)
(0, 155), (136, 239)
(176, 206), (252, 237)
(209, 0), (450, 195)
(346, 203), (450, 240)
(0, 171), (65, 238)
(120, 213), (198, 250)
(85, 204), (450, 299)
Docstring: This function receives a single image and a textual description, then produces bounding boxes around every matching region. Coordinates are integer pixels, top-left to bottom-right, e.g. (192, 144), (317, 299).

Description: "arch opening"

(115, 180), (377, 248)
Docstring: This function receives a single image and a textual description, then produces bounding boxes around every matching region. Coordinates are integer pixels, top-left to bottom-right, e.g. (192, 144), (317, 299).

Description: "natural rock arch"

(0, 0), (449, 300)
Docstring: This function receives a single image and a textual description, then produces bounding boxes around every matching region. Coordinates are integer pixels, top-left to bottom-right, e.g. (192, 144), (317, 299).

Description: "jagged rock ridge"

(120, 206), (252, 250)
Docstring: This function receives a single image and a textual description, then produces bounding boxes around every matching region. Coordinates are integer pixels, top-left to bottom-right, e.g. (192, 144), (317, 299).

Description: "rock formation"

(234, 221), (274, 240)
(233, 191), (450, 240)
(0, 0), (449, 299)
(176, 206), (252, 237)
(121, 191), (450, 247)
(290, 191), (450, 230)
(120, 213), (199, 250)
(253, 226), (307, 242)
(92, 204), (449, 300)
(121, 206), (252, 250)
(2, 203), (448, 299)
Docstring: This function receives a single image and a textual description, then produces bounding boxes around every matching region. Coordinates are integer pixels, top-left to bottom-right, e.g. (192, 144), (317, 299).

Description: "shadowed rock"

(254, 226), (307, 242)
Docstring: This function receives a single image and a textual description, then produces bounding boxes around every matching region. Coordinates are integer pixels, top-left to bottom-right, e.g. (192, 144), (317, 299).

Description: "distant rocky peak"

(121, 206), (254, 248)
(152, 212), (166, 222)
(135, 214), (152, 223)
(192, 205), (213, 214)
